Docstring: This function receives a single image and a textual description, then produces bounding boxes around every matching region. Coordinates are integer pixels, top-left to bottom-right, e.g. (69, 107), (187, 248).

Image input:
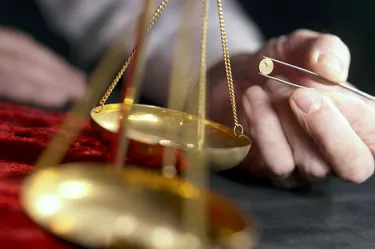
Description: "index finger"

(248, 30), (351, 87)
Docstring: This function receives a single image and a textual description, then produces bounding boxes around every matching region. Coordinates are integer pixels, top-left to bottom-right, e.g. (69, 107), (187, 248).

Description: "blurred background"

(0, 0), (374, 94)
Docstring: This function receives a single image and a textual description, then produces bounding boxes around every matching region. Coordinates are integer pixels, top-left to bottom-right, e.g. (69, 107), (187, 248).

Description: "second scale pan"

(21, 163), (259, 249)
(90, 104), (251, 170)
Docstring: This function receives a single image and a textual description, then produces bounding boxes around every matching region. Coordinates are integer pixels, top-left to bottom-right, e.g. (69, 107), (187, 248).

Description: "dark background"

(0, 0), (374, 94)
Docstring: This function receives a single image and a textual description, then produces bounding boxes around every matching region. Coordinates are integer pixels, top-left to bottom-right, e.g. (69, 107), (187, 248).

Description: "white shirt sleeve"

(36, 0), (264, 105)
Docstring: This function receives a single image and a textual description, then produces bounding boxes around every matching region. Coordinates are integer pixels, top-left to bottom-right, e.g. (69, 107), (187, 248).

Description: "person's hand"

(208, 29), (375, 188)
(0, 27), (86, 107)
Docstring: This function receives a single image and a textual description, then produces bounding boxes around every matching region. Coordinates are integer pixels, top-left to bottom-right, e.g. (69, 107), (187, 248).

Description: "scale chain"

(197, 0), (209, 150)
(98, 0), (246, 139)
(182, 0), (209, 243)
(216, 0), (244, 136)
(96, 0), (169, 111)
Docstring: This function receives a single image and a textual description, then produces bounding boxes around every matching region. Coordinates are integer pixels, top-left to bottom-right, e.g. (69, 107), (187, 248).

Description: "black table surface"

(211, 172), (375, 249)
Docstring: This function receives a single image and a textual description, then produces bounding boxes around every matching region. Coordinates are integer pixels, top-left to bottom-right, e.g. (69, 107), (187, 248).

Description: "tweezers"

(258, 56), (375, 101)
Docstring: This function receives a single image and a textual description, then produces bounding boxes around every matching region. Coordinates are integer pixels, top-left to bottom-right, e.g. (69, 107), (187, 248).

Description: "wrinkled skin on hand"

(207, 29), (375, 188)
(0, 27), (86, 108)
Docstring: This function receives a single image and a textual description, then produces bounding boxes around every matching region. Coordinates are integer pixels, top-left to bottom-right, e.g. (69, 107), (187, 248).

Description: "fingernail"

(315, 53), (344, 81)
(291, 89), (322, 114)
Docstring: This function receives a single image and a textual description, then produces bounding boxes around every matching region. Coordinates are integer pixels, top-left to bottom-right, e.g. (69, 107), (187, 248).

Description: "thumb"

(250, 29), (351, 85)
(289, 88), (374, 183)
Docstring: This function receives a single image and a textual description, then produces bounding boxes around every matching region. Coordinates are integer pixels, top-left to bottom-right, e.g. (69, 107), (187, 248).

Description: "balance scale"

(20, 1), (258, 248)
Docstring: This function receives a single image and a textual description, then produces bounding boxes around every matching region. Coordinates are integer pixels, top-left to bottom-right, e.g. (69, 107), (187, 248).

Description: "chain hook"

(93, 105), (104, 113)
(233, 124), (244, 137)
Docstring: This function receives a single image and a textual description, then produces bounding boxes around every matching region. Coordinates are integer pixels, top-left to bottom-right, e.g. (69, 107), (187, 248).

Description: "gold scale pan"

(90, 0), (251, 171)
(20, 1), (258, 249)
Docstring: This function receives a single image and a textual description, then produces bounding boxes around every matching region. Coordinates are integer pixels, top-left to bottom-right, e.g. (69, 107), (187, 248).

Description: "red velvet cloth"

(0, 102), (186, 249)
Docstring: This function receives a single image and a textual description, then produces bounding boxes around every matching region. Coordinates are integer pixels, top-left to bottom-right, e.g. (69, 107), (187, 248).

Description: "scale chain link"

(96, 0), (169, 110)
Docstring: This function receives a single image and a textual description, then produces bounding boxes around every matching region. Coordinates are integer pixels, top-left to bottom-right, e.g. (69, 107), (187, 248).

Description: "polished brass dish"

(91, 103), (251, 170)
(90, 0), (253, 172)
(21, 163), (258, 249)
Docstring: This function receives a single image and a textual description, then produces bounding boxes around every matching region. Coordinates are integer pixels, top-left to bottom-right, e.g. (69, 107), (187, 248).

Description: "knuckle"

(263, 37), (279, 52)
(319, 33), (342, 43)
(0, 28), (29, 40)
(274, 35), (288, 55)
(258, 115), (279, 128)
(290, 29), (313, 39)
(0, 28), (35, 50)
(314, 33), (350, 55)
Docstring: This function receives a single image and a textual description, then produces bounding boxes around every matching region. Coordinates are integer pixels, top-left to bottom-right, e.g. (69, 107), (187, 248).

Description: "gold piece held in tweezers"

(259, 56), (375, 101)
